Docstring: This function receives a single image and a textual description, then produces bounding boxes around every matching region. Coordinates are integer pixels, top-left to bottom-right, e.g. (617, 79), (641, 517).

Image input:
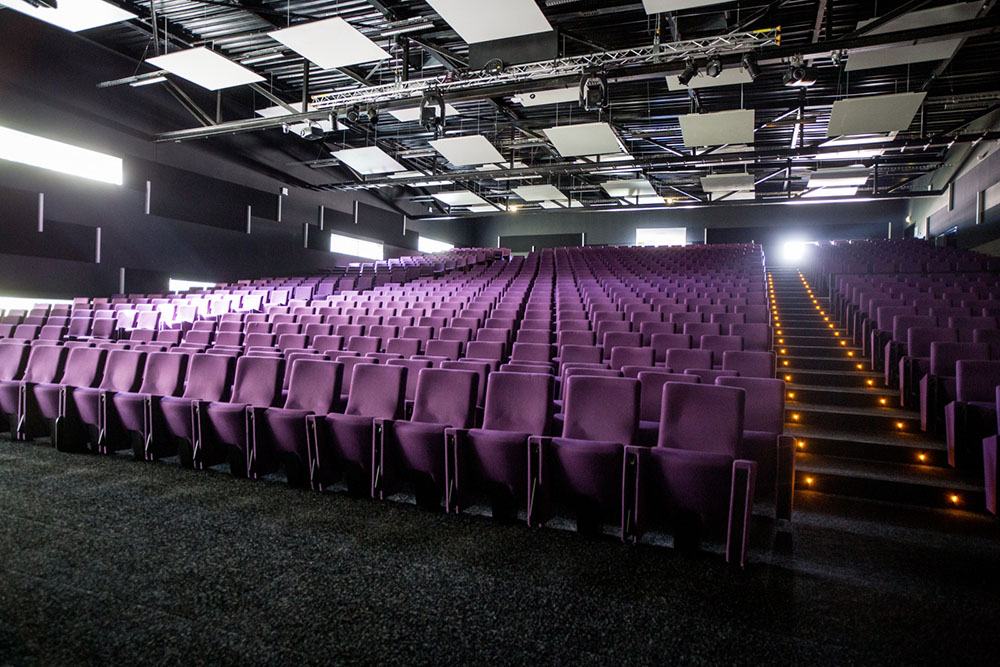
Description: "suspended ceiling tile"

(466, 204), (502, 213)
(700, 174), (755, 192)
(641, 0), (732, 13)
(602, 179), (658, 198)
(433, 191), (489, 207)
(388, 104), (460, 123)
(148, 47), (264, 91)
(803, 186), (859, 198)
(255, 103), (341, 133)
(808, 167), (871, 187)
(426, 0), (552, 44)
(543, 122), (625, 157)
(678, 109), (755, 147)
(513, 184), (565, 201)
(826, 92), (927, 137)
(268, 18), (390, 70)
(331, 146), (406, 175)
(714, 191), (756, 201)
(0, 0), (135, 32)
(511, 88), (579, 107)
(476, 161), (528, 171)
(666, 67), (753, 90)
(430, 134), (505, 166)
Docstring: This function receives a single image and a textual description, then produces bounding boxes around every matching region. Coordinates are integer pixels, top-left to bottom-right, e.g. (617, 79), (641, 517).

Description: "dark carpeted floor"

(2, 436), (999, 666)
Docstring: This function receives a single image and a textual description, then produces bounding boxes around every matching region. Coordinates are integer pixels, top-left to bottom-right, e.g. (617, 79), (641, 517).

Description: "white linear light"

(513, 184), (565, 201)
(433, 191), (489, 207)
(700, 174), (754, 192)
(803, 186), (859, 198)
(418, 236), (454, 253)
(148, 47), (264, 90)
(846, 3), (980, 71)
(476, 161), (528, 172)
(511, 88), (579, 107)
(466, 204), (502, 213)
(388, 104), (459, 122)
(641, 0), (732, 14)
(808, 167), (871, 187)
(430, 134), (505, 166)
(426, 0), (552, 44)
(666, 67), (753, 90)
(332, 146), (406, 175)
(0, 0), (135, 32)
(714, 190), (756, 201)
(270, 18), (390, 69)
(602, 179), (658, 198)
(826, 92), (927, 137)
(543, 122), (626, 157)
(0, 126), (122, 185)
(679, 109), (755, 146)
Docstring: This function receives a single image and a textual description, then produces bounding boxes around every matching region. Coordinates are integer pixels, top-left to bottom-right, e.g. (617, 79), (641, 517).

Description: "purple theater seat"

(899, 327), (958, 407)
(374, 368), (479, 509)
(528, 376), (640, 536)
(722, 350), (776, 379)
(466, 341), (506, 364)
(920, 342), (990, 433)
(639, 322), (675, 346)
(609, 346), (655, 371)
(556, 330), (596, 348)
(944, 361), (1000, 469)
(387, 358), (433, 403)
(312, 335), (344, 354)
(308, 364), (407, 494)
(983, 387), (1000, 515)
(684, 368), (738, 384)
(425, 339), (463, 360)
(339, 357), (378, 405)
(159, 354), (236, 469)
(476, 328), (511, 345)
(31, 347), (107, 449)
(0, 344), (31, 433)
(700, 334), (743, 367)
(883, 316), (936, 387)
(112, 352), (188, 460)
(253, 359), (343, 485)
(650, 333), (693, 364)
(72, 349), (146, 453)
(728, 323), (771, 353)
(448, 372), (554, 517)
(636, 371), (699, 446)
(625, 382), (756, 567)
(346, 335), (381, 355)
(440, 359), (490, 408)
(602, 332), (642, 360)
(665, 348), (713, 373)
(555, 344), (603, 369)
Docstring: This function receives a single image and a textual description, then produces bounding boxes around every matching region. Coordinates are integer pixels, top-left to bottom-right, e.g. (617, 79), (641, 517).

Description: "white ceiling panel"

(511, 88), (579, 107)
(700, 174), (755, 192)
(433, 191), (489, 207)
(430, 134), (505, 166)
(642, 0), (733, 13)
(602, 179), (658, 198)
(808, 167), (871, 187)
(255, 103), (341, 133)
(666, 67), (753, 90)
(826, 92), (926, 137)
(679, 109), (755, 146)
(543, 122), (625, 157)
(332, 146), (406, 175)
(426, 0), (552, 44)
(388, 104), (460, 123)
(713, 190), (756, 201)
(0, 0), (135, 32)
(513, 184), (565, 201)
(268, 18), (389, 69)
(148, 47), (264, 90)
(803, 186), (860, 198)
(846, 40), (961, 71)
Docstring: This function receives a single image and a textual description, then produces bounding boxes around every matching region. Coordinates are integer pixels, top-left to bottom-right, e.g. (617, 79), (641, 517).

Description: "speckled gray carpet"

(2, 435), (999, 666)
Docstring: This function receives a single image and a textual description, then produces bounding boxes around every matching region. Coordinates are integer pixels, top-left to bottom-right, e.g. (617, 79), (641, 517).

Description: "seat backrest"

(440, 360), (490, 406)
(511, 342), (554, 363)
(721, 350), (776, 379)
(386, 358), (433, 401)
(657, 382), (744, 455)
(340, 357), (378, 395)
(928, 342), (990, 377)
(481, 371), (553, 434)
(609, 346), (654, 371)
(717, 376), (784, 434)
(466, 340), (505, 361)
(283, 359), (343, 413)
(61, 347), (108, 388)
(230, 356), (284, 407)
(181, 353), (236, 401)
(955, 360), (1000, 403)
(0, 344), (29, 382)
(665, 348), (713, 372)
(21, 345), (69, 384)
(136, 352), (188, 397)
(311, 335), (344, 353)
(558, 344), (603, 365)
(344, 363), (407, 418)
(98, 350), (146, 393)
(907, 327), (958, 358)
(637, 371), (698, 422)
(409, 368), (478, 427)
(562, 376), (639, 445)
(891, 315), (936, 341)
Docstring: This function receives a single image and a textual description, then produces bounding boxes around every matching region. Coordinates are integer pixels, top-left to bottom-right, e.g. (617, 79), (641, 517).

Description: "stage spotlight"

(300, 122), (326, 142)
(705, 56), (722, 78)
(367, 106), (379, 125)
(345, 105), (361, 123)
(419, 90), (446, 137)
(741, 52), (760, 80)
(677, 60), (698, 86)
(579, 70), (608, 111)
(783, 55), (816, 87)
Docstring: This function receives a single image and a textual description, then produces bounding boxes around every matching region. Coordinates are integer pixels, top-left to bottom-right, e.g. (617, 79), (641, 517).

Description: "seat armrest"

(776, 434), (795, 523)
(727, 459), (758, 569)
(444, 427), (470, 513)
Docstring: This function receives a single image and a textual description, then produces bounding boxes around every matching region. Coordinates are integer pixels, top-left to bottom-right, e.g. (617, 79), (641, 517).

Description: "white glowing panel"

(332, 146), (406, 175)
(679, 109), (754, 146)
(511, 88), (579, 107)
(427, 0), (552, 44)
(826, 92), (926, 137)
(513, 184), (565, 201)
(466, 204), (502, 213)
(433, 191), (489, 207)
(602, 179), (657, 198)
(476, 161), (528, 172)
(148, 47), (264, 90)
(820, 132), (897, 147)
(429, 135), (504, 166)
(330, 233), (383, 260)
(803, 186), (859, 198)
(700, 174), (754, 192)
(169, 278), (216, 293)
(388, 104), (459, 122)
(715, 190), (756, 201)
(846, 3), (980, 71)
(0, 126), (123, 185)
(0, 0), (135, 32)
(636, 227), (686, 246)
(642, 0), (731, 13)
(269, 18), (389, 69)
(666, 67), (753, 90)
(543, 122), (625, 157)
(621, 196), (666, 205)
(808, 167), (870, 187)
(255, 103), (341, 134)
(418, 236), (454, 253)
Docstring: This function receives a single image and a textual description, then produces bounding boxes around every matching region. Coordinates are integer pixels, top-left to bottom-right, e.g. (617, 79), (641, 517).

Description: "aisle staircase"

(768, 267), (985, 510)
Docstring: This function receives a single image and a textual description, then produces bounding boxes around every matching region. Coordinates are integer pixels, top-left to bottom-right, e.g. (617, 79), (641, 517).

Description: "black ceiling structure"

(48, 0), (1000, 216)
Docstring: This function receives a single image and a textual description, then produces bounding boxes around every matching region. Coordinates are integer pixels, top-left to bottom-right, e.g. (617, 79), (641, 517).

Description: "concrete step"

(787, 424), (947, 466)
(786, 402), (921, 433)
(787, 383), (897, 409)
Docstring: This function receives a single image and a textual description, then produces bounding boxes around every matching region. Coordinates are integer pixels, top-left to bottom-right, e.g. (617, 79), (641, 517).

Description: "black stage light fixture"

(346, 105), (361, 123)
(741, 52), (761, 80)
(579, 70), (608, 111)
(705, 56), (722, 78)
(783, 55), (816, 87)
(677, 59), (699, 86)
(301, 122), (326, 141)
(420, 90), (446, 137)
(367, 106), (379, 125)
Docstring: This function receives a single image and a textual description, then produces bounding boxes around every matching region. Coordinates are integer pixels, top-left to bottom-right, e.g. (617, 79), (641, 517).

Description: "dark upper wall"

(0, 12), (426, 298)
